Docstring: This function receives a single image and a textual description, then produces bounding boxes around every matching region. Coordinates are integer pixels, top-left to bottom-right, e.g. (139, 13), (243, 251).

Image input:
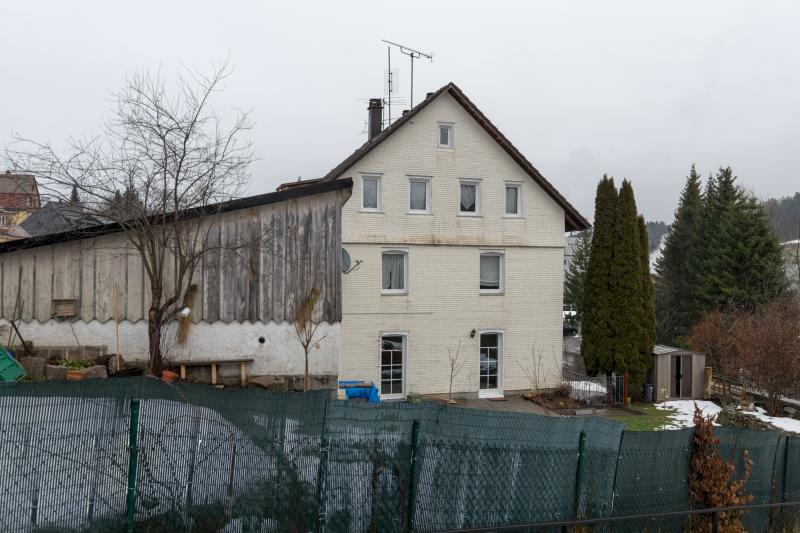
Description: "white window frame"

(380, 331), (407, 400)
(458, 179), (481, 216)
(360, 174), (383, 212)
(381, 249), (409, 295)
(0, 215), (6, 226)
(438, 122), (454, 149)
(504, 182), (523, 217)
(407, 176), (432, 214)
(478, 330), (504, 398)
(479, 250), (505, 294)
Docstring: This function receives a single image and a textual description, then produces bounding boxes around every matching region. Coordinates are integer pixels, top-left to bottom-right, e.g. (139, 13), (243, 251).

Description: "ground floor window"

(381, 334), (405, 398)
(479, 332), (501, 393)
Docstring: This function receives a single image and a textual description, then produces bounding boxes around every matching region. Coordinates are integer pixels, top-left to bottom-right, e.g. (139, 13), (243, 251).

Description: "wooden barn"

(0, 179), (352, 385)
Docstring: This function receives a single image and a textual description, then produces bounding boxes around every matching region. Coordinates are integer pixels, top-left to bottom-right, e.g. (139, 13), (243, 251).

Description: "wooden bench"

(171, 358), (254, 386)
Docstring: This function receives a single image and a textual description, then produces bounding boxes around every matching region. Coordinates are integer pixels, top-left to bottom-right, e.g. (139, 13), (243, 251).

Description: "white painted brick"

(337, 92), (567, 395)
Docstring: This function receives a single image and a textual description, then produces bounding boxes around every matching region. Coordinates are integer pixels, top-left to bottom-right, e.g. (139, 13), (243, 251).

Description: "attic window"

(53, 299), (77, 318)
(438, 123), (453, 148)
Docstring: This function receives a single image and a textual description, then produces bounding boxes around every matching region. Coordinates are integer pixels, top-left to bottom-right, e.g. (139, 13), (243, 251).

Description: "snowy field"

(656, 399), (800, 433)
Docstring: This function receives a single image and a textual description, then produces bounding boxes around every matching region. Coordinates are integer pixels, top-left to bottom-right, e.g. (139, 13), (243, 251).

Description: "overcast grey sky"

(2, 1), (799, 223)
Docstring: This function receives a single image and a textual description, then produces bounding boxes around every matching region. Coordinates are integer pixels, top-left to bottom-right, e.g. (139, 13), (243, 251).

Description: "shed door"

(680, 354), (693, 398)
(670, 355), (679, 398)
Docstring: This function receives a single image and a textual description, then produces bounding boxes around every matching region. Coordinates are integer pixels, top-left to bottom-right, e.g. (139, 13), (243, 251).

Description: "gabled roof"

(0, 172), (37, 195)
(321, 82), (589, 232)
(19, 202), (104, 238)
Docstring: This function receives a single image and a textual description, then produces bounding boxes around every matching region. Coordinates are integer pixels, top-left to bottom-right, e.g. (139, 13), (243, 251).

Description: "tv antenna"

(382, 39), (433, 111)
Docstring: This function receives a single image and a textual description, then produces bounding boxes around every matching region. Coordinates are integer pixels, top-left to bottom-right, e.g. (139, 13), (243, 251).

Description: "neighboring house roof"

(0, 178), (353, 254)
(19, 203), (104, 238)
(320, 82), (590, 232)
(277, 178), (322, 191)
(0, 172), (37, 195)
(653, 344), (703, 357)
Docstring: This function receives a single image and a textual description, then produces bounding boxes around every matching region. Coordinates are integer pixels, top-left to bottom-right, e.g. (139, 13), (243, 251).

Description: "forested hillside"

(766, 193), (800, 242)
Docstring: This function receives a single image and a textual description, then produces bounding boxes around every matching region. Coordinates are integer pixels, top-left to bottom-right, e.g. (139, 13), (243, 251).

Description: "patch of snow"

(741, 408), (800, 434)
(568, 381), (607, 399)
(656, 400), (722, 429)
(649, 236), (666, 271)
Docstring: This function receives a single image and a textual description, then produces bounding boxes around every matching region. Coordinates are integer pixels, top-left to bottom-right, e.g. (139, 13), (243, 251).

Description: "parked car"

(563, 323), (578, 337)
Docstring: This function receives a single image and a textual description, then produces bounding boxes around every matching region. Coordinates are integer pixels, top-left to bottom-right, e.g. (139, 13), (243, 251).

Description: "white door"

(380, 334), (406, 400)
(479, 332), (503, 398)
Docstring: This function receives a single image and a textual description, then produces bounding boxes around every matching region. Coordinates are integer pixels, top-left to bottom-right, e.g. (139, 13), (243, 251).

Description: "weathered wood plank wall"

(0, 188), (346, 324)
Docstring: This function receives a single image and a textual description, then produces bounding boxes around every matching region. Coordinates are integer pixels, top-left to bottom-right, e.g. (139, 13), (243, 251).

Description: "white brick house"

(299, 83), (589, 398)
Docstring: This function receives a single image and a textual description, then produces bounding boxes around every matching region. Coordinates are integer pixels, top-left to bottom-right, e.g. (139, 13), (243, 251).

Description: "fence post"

(406, 419), (421, 533)
(711, 510), (719, 533)
(126, 399), (141, 533)
(316, 398), (330, 533)
(573, 431), (587, 520)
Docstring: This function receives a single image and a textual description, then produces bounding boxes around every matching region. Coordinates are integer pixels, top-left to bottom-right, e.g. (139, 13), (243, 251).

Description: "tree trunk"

(304, 348), (309, 392)
(148, 308), (164, 376)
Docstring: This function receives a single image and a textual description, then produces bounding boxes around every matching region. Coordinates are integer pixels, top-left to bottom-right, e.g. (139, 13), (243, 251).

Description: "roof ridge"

(320, 82), (589, 231)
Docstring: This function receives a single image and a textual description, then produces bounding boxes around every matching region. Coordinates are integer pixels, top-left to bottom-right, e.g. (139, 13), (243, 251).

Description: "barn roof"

(0, 178), (352, 254)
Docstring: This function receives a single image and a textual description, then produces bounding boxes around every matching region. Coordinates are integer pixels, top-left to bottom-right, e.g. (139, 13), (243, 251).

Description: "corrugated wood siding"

(0, 189), (346, 324)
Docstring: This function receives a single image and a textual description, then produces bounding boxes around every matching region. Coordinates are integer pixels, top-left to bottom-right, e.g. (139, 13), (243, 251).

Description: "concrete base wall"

(0, 319), (339, 377)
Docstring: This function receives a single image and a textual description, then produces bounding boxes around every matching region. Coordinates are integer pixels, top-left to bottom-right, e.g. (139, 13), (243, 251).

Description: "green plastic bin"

(0, 347), (26, 381)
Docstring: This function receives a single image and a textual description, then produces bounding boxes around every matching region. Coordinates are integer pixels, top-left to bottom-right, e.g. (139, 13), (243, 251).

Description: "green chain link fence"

(1, 378), (799, 532)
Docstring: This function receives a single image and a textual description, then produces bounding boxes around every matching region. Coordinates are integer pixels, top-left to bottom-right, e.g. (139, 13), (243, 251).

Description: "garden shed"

(651, 344), (706, 401)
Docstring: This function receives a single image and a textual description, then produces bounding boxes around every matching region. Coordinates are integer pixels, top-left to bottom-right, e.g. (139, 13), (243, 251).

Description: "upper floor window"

(0, 215), (6, 226)
(459, 180), (480, 214)
(26, 196), (32, 207)
(505, 183), (522, 216)
(408, 176), (431, 214)
(438, 123), (453, 148)
(382, 250), (408, 294)
(361, 175), (382, 211)
(480, 252), (504, 293)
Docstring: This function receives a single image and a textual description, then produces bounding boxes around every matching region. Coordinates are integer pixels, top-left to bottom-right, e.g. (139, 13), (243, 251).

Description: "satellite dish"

(341, 248), (352, 273)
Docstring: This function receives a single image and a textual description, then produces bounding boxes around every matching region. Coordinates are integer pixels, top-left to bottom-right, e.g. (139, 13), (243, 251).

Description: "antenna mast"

(382, 39), (433, 108)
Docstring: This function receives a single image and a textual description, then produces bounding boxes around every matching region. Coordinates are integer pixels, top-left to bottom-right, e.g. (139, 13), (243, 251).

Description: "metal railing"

(425, 500), (800, 532)
(563, 369), (625, 407)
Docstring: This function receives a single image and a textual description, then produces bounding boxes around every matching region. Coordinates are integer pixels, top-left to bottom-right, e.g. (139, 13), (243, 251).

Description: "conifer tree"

(564, 228), (592, 322)
(638, 215), (656, 383)
(655, 165), (703, 343)
(694, 168), (787, 311)
(70, 184), (80, 203)
(581, 176), (617, 375)
(608, 180), (644, 382)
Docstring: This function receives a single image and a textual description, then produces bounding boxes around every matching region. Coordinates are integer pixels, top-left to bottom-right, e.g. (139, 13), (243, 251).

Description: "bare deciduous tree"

(447, 340), (465, 404)
(5, 62), (255, 375)
(291, 288), (326, 393)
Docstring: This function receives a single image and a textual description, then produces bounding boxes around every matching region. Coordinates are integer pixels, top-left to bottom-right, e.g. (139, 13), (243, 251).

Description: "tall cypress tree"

(655, 165), (703, 344)
(581, 176), (617, 375)
(564, 228), (593, 322)
(608, 180), (643, 380)
(638, 214), (656, 385)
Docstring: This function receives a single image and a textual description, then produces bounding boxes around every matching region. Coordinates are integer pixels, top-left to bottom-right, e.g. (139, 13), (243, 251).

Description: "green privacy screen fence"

(0, 378), (798, 532)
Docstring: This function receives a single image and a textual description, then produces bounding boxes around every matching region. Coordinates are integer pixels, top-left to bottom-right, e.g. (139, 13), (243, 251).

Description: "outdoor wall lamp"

(470, 329), (476, 338)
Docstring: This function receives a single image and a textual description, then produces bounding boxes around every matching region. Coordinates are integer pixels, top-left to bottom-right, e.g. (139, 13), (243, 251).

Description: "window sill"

(407, 211), (432, 216)
(479, 291), (505, 296)
(458, 213), (482, 218)
(502, 214), (525, 219)
(437, 146), (454, 150)
(381, 291), (408, 296)
(359, 209), (385, 214)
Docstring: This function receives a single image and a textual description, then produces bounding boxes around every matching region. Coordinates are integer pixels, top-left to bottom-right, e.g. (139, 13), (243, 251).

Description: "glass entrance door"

(380, 335), (405, 400)
(479, 332), (502, 398)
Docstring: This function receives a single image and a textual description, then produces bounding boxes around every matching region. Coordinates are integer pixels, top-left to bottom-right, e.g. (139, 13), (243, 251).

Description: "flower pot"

(66, 369), (86, 381)
(162, 370), (179, 382)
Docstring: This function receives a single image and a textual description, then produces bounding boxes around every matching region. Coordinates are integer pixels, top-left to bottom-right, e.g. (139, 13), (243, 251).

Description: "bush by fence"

(0, 378), (798, 532)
